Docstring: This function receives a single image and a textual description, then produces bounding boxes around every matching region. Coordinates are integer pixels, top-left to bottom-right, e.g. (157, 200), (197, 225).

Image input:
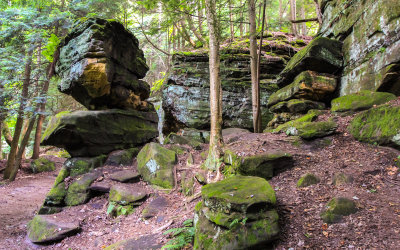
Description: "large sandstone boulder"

(27, 215), (80, 243)
(55, 18), (152, 111)
(194, 176), (279, 249)
(320, 0), (400, 96)
(276, 37), (343, 88)
(137, 143), (177, 189)
(163, 35), (309, 131)
(331, 90), (396, 112)
(41, 109), (158, 157)
(349, 106), (400, 149)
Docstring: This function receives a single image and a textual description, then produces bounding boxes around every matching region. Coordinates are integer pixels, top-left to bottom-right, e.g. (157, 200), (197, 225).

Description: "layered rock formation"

(37, 18), (158, 216)
(320, 0), (400, 96)
(163, 34), (310, 130)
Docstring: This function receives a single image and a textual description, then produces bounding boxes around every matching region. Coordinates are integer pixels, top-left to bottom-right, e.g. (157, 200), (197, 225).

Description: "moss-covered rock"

(55, 18), (152, 110)
(27, 215), (80, 243)
(109, 184), (147, 205)
(30, 158), (55, 173)
(181, 173), (195, 196)
(109, 170), (140, 183)
(141, 196), (168, 219)
(41, 109), (158, 157)
(269, 71), (337, 107)
(331, 90), (396, 112)
(297, 173), (320, 187)
(196, 175), (280, 248)
(64, 155), (106, 177)
(277, 37), (343, 87)
(65, 171), (101, 206)
(201, 176), (276, 214)
(270, 99), (326, 114)
(332, 173), (354, 186)
(137, 143), (177, 189)
(349, 106), (400, 149)
(289, 120), (338, 140)
(165, 133), (203, 150)
(105, 147), (140, 166)
(265, 109), (323, 133)
(320, 197), (357, 224)
(44, 182), (67, 207)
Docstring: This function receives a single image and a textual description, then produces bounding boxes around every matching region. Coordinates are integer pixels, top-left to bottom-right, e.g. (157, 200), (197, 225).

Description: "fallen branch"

(154, 220), (174, 233)
(290, 18), (318, 23)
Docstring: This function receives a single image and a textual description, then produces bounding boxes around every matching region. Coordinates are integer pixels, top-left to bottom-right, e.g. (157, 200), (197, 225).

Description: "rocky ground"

(1, 104), (400, 249)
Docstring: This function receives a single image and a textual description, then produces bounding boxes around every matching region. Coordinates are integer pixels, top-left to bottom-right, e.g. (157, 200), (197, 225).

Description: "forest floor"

(1, 104), (400, 249)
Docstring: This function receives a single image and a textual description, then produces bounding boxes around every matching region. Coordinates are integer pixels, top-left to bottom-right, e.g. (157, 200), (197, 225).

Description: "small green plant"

(162, 219), (195, 250)
(150, 72), (166, 95)
(229, 217), (248, 229)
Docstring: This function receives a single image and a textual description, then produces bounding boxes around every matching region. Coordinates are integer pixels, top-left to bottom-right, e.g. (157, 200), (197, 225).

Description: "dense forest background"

(0, 0), (318, 165)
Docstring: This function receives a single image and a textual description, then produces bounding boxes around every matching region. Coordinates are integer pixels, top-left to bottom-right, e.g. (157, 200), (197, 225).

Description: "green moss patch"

(320, 197), (357, 224)
(331, 90), (396, 112)
(297, 173), (320, 187)
(30, 158), (56, 173)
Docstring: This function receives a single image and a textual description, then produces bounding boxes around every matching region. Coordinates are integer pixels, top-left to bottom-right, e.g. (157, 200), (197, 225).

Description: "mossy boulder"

(331, 90), (396, 112)
(349, 106), (400, 149)
(105, 147), (140, 166)
(320, 197), (357, 224)
(297, 173), (320, 187)
(55, 18), (152, 111)
(30, 157), (55, 173)
(265, 109), (323, 133)
(269, 71), (337, 107)
(110, 170), (140, 183)
(63, 155), (106, 177)
(109, 184), (147, 205)
(288, 120), (338, 140)
(332, 173), (354, 186)
(224, 150), (293, 179)
(27, 215), (80, 243)
(41, 109), (158, 157)
(194, 176), (280, 249)
(277, 37), (343, 87)
(65, 171), (102, 206)
(137, 143), (177, 189)
(270, 99), (326, 114)
(165, 133), (203, 150)
(201, 176), (276, 214)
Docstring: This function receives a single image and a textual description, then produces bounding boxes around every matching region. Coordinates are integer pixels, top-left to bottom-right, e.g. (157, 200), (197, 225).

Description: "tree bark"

(205, 0), (223, 170)
(279, 0), (283, 29)
(179, 20), (197, 48)
(185, 13), (207, 46)
(255, 0), (267, 133)
(239, 0), (244, 36)
(314, 0), (323, 24)
(4, 48), (33, 180)
(248, 0), (261, 133)
(1, 122), (13, 147)
(198, 1), (204, 36)
(229, 0), (234, 41)
(290, 0), (298, 35)
(300, 4), (307, 35)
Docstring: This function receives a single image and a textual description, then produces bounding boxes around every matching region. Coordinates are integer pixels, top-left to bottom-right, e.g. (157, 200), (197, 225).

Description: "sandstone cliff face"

(320, 0), (400, 96)
(163, 34), (309, 130)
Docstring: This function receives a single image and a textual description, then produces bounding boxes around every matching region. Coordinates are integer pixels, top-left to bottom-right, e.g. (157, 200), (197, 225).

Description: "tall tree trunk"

(229, 0), (234, 41)
(314, 0), (323, 24)
(290, 0), (298, 35)
(255, 0), (267, 133)
(239, 0), (244, 36)
(205, 0), (223, 170)
(4, 48), (33, 180)
(185, 13), (206, 46)
(0, 122), (2, 160)
(172, 26), (177, 51)
(32, 0), (65, 159)
(248, 0), (261, 133)
(2, 122), (13, 147)
(279, 0), (284, 29)
(179, 20), (197, 47)
(198, 1), (204, 36)
(300, 4), (307, 35)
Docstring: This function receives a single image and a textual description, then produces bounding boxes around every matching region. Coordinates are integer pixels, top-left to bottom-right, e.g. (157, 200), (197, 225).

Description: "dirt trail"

(0, 169), (56, 250)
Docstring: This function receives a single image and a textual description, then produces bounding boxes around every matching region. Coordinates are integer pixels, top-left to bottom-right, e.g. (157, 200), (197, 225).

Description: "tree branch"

(290, 18), (319, 23)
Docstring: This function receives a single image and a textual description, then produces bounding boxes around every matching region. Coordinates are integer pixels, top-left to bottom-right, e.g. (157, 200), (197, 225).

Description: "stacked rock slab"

(194, 176), (279, 249)
(163, 34), (309, 131)
(320, 0), (400, 96)
(266, 37), (342, 128)
(38, 18), (158, 215)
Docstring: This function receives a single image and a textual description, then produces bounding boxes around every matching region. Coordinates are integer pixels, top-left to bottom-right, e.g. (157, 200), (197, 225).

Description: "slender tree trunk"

(290, 0), (298, 35)
(239, 0), (244, 36)
(255, 0), (267, 133)
(179, 20), (197, 47)
(198, 1), (204, 36)
(205, 0), (223, 170)
(0, 122), (2, 160)
(172, 26), (177, 51)
(279, 0), (284, 29)
(229, 0), (234, 41)
(314, 0), (323, 24)
(32, 0), (65, 159)
(248, 0), (261, 133)
(4, 48), (33, 180)
(2, 122), (13, 147)
(185, 13), (206, 46)
(300, 4), (307, 35)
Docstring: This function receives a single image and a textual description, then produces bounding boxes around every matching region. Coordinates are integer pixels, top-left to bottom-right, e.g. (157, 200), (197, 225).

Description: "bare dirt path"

(0, 159), (61, 250)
